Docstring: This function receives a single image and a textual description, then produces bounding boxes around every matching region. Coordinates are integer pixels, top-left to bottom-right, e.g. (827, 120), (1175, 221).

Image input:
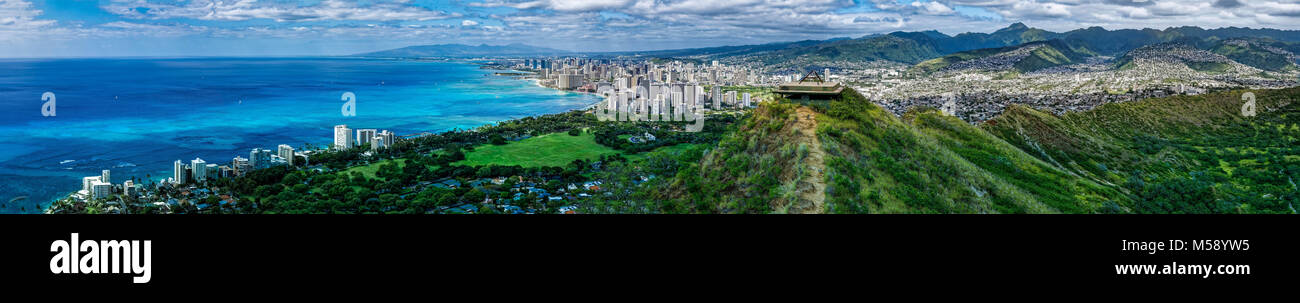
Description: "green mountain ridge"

(659, 86), (1300, 214)
(986, 87), (1300, 213)
(909, 39), (1090, 75)
(726, 23), (1300, 73)
(1210, 39), (1298, 72)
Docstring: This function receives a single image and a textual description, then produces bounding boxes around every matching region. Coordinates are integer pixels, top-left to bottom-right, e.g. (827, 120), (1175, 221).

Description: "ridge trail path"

(791, 106), (827, 214)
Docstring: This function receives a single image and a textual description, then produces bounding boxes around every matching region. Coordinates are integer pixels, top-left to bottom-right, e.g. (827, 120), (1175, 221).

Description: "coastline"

(476, 63), (605, 111)
(33, 58), (604, 214)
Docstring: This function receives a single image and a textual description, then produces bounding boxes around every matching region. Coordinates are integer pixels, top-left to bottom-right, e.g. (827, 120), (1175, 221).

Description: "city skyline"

(3, 0), (1300, 58)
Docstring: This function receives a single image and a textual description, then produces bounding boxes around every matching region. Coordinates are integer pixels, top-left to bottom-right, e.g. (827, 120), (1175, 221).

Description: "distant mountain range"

(908, 39), (1090, 74)
(357, 23), (1300, 73)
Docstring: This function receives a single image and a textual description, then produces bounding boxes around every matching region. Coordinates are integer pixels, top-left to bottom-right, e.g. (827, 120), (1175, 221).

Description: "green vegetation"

(653, 101), (797, 213)
(760, 34), (942, 66)
(341, 159), (409, 181)
(640, 86), (1298, 214)
(1210, 41), (1297, 72)
(911, 47), (1006, 74)
(653, 88), (1118, 214)
(456, 132), (617, 168)
(1014, 43), (1083, 72)
(985, 87), (1300, 214)
(811, 88), (1116, 214)
(910, 40), (1088, 75)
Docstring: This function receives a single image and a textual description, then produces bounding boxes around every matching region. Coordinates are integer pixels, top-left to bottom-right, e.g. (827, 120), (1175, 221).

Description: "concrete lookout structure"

(774, 70), (843, 103)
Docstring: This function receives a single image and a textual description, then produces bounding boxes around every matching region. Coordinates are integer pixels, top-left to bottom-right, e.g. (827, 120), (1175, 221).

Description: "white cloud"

(0, 0), (55, 29)
(911, 1), (956, 15)
(472, 0), (637, 12)
(0, 0), (57, 42)
(8, 0), (1300, 56)
(103, 0), (459, 22)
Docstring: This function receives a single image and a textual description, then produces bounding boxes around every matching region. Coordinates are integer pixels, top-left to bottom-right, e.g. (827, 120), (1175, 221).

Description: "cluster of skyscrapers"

(169, 144), (298, 186)
(79, 170), (118, 200)
(159, 125), (397, 189)
(519, 58), (757, 116)
(333, 125), (397, 151)
(599, 81), (752, 118)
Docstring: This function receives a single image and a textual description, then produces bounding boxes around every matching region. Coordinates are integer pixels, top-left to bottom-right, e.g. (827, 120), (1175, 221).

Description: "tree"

(283, 173), (303, 186)
(436, 192), (459, 207)
(1133, 172), (1225, 214)
(463, 188), (487, 203)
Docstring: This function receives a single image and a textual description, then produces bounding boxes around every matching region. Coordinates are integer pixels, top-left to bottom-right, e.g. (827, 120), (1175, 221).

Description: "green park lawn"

(455, 131), (696, 168)
(341, 159), (407, 180)
(455, 132), (621, 168)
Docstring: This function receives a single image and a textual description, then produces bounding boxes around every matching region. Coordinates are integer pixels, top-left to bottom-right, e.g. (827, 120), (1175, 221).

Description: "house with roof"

(558, 205), (579, 214)
(431, 179), (461, 189)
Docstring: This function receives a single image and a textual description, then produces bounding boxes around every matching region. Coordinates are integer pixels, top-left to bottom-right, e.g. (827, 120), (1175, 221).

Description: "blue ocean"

(0, 58), (600, 213)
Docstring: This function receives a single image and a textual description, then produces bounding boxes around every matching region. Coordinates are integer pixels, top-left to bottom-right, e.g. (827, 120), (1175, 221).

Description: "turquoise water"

(0, 58), (599, 213)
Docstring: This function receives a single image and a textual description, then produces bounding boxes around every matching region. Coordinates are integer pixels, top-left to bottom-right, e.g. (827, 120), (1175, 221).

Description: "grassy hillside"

(1014, 42), (1087, 71)
(815, 89), (1118, 214)
(910, 40), (1089, 75)
(761, 35), (942, 65)
(656, 86), (1299, 214)
(661, 101), (821, 213)
(455, 132), (617, 168)
(984, 87), (1300, 214)
(1210, 40), (1297, 72)
(663, 88), (1122, 213)
(910, 47), (1007, 74)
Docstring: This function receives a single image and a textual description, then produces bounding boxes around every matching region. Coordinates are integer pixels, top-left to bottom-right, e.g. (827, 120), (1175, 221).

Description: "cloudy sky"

(1, 0), (1298, 57)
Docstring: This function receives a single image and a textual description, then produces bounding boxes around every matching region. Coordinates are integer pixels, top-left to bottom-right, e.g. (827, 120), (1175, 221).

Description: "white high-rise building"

(557, 74), (583, 89)
(372, 130), (396, 150)
(671, 91), (684, 120)
(743, 92), (752, 108)
(711, 86), (722, 110)
(684, 85), (696, 109)
(83, 176), (101, 193)
(205, 164), (219, 181)
(249, 148), (272, 170)
(81, 169), (114, 199)
(233, 156), (250, 174)
(695, 86), (706, 110)
(123, 180), (135, 197)
(334, 125), (353, 150)
(91, 181), (111, 199)
(618, 91), (630, 113)
(101, 170), (111, 185)
(191, 158), (207, 183)
(372, 135), (387, 151)
(356, 129), (377, 148)
(651, 95), (663, 119)
(278, 144), (295, 166)
(382, 130), (396, 147)
(677, 95), (689, 120)
(636, 96), (647, 117)
(173, 160), (187, 185)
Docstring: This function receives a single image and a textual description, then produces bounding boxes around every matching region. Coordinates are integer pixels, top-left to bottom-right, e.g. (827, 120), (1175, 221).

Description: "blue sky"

(2, 0), (1298, 57)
